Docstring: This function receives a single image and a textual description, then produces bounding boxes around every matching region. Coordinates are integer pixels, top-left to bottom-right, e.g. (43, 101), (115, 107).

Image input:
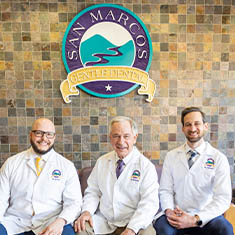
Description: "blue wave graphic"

(85, 46), (123, 66)
(80, 34), (135, 66)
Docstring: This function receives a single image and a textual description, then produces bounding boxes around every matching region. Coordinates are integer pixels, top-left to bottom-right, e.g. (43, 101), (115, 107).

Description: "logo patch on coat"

(204, 158), (215, 169)
(131, 170), (140, 181)
(51, 169), (62, 180)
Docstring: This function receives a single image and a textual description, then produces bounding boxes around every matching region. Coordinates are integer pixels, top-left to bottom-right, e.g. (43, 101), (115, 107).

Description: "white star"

(105, 84), (112, 91)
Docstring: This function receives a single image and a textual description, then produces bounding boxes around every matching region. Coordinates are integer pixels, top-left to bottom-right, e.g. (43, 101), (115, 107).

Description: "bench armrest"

(224, 203), (235, 233)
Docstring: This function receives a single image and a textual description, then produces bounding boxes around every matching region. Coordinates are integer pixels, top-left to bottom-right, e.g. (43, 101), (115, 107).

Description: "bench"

(78, 164), (235, 232)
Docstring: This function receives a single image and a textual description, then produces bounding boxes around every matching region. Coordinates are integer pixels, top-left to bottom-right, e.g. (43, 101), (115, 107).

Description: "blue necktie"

(116, 159), (125, 178)
(188, 151), (197, 168)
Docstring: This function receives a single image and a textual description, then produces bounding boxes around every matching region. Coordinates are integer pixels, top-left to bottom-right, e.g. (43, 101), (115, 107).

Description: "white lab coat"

(159, 141), (232, 226)
(0, 148), (82, 235)
(82, 147), (159, 234)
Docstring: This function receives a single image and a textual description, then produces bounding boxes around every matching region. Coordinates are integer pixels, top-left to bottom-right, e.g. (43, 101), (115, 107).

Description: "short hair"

(109, 116), (138, 136)
(181, 107), (206, 126)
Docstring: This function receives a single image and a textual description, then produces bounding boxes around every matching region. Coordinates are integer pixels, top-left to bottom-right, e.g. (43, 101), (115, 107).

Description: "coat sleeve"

(127, 163), (159, 233)
(159, 153), (175, 213)
(81, 161), (102, 215)
(58, 163), (83, 224)
(0, 159), (11, 222)
(197, 154), (232, 226)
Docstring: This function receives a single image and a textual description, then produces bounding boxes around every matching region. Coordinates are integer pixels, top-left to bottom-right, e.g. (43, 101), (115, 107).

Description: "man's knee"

(75, 222), (94, 235)
(62, 224), (76, 235)
(204, 216), (234, 235)
(153, 215), (175, 235)
(0, 224), (7, 235)
(138, 224), (156, 235)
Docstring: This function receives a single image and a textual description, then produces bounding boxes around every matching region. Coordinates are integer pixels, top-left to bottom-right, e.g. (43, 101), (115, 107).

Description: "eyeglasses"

(31, 130), (55, 139)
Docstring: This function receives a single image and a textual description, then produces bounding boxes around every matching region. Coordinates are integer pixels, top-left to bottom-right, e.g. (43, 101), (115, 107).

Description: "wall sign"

(60, 4), (156, 103)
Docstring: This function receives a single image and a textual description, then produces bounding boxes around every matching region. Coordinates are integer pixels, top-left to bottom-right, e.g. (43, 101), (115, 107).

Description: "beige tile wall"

(0, 0), (234, 186)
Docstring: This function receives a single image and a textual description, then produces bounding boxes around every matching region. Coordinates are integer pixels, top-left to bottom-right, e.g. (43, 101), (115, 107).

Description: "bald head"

(32, 118), (55, 133)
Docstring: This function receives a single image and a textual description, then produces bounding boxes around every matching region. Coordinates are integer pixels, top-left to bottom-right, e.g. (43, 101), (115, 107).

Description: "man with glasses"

(0, 118), (82, 235)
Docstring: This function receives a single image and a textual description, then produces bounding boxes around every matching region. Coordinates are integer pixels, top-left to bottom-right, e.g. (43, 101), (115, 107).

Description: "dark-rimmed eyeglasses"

(31, 130), (55, 139)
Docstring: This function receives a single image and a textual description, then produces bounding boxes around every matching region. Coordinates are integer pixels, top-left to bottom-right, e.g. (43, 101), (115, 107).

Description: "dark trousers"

(154, 215), (234, 235)
(0, 223), (75, 235)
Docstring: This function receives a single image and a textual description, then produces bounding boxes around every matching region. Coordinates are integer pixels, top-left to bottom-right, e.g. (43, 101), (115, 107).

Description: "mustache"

(36, 139), (50, 144)
(188, 131), (197, 134)
(30, 139), (54, 155)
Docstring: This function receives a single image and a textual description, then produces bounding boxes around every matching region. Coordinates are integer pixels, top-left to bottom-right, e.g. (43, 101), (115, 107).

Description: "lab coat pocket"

(129, 179), (140, 188)
(126, 179), (140, 199)
(204, 169), (215, 181)
(198, 169), (215, 189)
(48, 175), (65, 192)
(120, 181), (140, 209)
(39, 172), (66, 201)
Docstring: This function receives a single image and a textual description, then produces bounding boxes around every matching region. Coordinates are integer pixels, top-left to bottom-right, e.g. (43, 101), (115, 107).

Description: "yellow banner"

(60, 66), (156, 103)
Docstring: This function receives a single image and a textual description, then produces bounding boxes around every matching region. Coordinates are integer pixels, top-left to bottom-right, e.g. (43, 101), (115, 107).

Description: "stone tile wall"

(0, 0), (234, 186)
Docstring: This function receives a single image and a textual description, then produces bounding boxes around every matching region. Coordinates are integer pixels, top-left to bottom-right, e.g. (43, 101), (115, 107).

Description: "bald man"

(0, 118), (82, 235)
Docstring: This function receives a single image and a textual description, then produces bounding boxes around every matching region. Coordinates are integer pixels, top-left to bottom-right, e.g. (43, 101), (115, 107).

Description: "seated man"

(0, 118), (82, 235)
(154, 107), (233, 235)
(74, 116), (159, 235)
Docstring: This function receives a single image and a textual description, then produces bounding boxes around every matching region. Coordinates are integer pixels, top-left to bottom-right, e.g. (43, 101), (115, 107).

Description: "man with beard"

(0, 118), (82, 235)
(154, 107), (233, 235)
(74, 116), (159, 235)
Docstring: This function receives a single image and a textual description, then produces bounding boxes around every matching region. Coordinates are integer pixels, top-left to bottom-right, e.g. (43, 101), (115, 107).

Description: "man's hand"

(166, 207), (197, 229)
(38, 218), (66, 235)
(121, 228), (136, 235)
(165, 208), (177, 217)
(74, 211), (93, 233)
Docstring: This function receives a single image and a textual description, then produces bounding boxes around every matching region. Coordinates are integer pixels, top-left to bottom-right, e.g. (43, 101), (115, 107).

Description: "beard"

(186, 133), (203, 143)
(31, 139), (54, 155)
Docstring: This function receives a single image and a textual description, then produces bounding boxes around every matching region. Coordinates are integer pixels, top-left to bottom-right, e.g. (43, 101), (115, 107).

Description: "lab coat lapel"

(38, 152), (56, 178)
(25, 148), (38, 175)
(108, 152), (116, 178)
(26, 156), (37, 175)
(176, 145), (189, 170)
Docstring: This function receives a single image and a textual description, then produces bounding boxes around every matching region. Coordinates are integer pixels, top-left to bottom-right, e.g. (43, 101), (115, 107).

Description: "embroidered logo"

(60, 4), (155, 103)
(131, 170), (140, 181)
(204, 158), (215, 169)
(51, 169), (62, 180)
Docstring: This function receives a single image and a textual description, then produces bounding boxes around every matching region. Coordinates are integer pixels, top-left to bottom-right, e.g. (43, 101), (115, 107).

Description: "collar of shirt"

(30, 147), (51, 162)
(115, 146), (136, 166)
(185, 141), (206, 160)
